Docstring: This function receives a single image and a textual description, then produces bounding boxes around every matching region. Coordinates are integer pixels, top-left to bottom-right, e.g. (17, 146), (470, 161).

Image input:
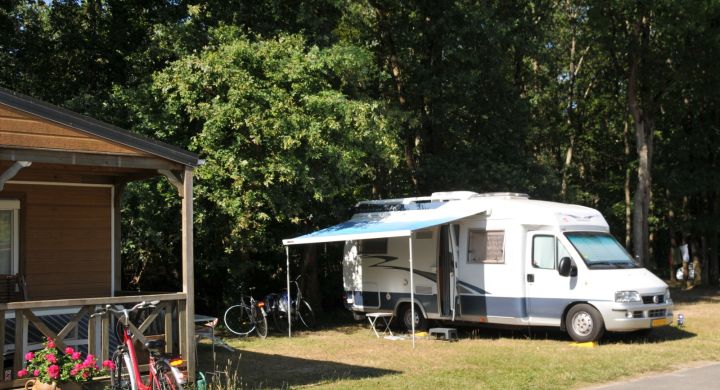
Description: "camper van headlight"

(615, 291), (641, 303)
(664, 288), (672, 303)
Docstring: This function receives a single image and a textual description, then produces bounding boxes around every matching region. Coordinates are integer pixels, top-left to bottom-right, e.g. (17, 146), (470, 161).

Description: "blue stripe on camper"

(348, 291), (439, 315)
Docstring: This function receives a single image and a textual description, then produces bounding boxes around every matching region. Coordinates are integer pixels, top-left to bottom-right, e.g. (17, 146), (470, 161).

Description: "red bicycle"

(93, 301), (185, 390)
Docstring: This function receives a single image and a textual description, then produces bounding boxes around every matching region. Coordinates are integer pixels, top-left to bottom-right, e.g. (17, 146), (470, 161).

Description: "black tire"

(274, 305), (289, 333)
(565, 303), (605, 342)
(254, 306), (268, 338)
(297, 300), (316, 329)
(224, 304), (253, 336)
(110, 350), (131, 390)
(401, 303), (427, 332)
(152, 371), (180, 390)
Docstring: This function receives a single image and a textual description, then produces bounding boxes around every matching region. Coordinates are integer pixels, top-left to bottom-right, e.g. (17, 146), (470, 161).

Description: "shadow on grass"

(667, 286), (720, 304)
(197, 344), (400, 388)
(455, 322), (696, 345)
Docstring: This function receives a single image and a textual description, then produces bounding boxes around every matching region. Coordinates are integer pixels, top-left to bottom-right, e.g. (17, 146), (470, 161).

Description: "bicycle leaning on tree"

(223, 286), (268, 338)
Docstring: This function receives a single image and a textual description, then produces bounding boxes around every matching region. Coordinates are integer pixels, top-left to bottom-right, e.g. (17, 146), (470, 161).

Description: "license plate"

(652, 318), (668, 327)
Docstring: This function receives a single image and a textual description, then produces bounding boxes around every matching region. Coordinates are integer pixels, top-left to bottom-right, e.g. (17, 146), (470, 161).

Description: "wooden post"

(101, 311), (110, 361)
(181, 167), (195, 381)
(13, 310), (26, 374)
(164, 303), (174, 354)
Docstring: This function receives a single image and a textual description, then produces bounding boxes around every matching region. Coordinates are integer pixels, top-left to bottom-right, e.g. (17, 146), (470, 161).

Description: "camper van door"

(525, 231), (576, 325)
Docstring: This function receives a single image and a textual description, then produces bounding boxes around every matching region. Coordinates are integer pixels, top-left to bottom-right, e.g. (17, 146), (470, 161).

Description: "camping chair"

(0, 273), (27, 303)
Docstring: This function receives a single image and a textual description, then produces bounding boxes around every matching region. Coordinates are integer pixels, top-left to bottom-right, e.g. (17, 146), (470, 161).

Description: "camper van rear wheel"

(401, 304), (427, 332)
(566, 304), (605, 342)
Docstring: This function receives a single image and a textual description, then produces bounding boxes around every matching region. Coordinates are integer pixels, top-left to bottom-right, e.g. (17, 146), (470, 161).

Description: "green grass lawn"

(198, 287), (720, 389)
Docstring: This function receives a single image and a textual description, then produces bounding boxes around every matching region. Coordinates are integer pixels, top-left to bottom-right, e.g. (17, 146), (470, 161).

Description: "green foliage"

(3, 0), (720, 312)
(116, 26), (400, 309)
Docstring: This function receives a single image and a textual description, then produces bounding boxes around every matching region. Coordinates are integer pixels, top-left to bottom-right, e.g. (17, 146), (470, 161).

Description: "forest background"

(1, 0), (719, 315)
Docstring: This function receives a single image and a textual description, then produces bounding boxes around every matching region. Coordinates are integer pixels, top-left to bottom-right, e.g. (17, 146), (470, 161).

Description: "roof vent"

(473, 192), (530, 199)
(429, 191), (480, 201)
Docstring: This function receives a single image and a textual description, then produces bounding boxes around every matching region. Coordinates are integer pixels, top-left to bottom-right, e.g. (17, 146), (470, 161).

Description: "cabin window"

(532, 235), (571, 270)
(467, 230), (504, 264)
(358, 238), (388, 254)
(0, 200), (20, 275)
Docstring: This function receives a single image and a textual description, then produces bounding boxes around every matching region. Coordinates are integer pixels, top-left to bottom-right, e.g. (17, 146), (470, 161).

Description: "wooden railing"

(0, 292), (188, 389)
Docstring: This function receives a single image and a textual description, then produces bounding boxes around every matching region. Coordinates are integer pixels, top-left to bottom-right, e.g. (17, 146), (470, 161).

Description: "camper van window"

(358, 238), (388, 254)
(564, 232), (638, 269)
(532, 235), (555, 269)
(467, 230), (504, 264)
(532, 235), (572, 270)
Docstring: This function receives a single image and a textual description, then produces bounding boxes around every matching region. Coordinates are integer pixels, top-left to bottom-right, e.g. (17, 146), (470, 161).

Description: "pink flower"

(64, 347), (75, 354)
(46, 339), (55, 349)
(47, 365), (60, 379)
(102, 360), (116, 370)
(33, 370), (39, 377)
(74, 363), (83, 371)
(24, 352), (34, 361)
(72, 352), (81, 360)
(17, 369), (27, 378)
(45, 353), (57, 364)
(70, 369), (77, 376)
(82, 371), (89, 379)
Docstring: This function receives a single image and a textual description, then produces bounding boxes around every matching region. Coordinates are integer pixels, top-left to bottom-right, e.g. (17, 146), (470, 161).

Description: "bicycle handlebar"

(91, 300), (159, 318)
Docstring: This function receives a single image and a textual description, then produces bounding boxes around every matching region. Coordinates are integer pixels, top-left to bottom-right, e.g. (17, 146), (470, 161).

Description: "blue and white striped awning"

(282, 205), (486, 245)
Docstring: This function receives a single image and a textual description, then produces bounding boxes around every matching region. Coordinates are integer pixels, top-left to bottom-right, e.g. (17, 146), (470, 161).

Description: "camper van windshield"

(564, 232), (639, 269)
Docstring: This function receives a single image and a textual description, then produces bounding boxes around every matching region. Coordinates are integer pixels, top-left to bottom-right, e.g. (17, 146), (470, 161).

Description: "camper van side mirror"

(558, 256), (575, 277)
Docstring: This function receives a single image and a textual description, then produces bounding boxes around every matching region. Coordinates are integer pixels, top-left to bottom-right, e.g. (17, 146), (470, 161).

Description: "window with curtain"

(467, 230), (505, 264)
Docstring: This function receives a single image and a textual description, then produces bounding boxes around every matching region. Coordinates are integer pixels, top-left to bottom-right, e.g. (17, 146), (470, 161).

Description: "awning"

(282, 204), (487, 245)
(281, 201), (485, 348)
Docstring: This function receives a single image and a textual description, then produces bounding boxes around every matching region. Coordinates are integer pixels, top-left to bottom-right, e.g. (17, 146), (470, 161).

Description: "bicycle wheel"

(254, 306), (268, 338)
(110, 350), (132, 390)
(154, 371), (183, 390)
(224, 303), (254, 336)
(298, 299), (316, 329)
(273, 305), (289, 333)
(151, 360), (184, 390)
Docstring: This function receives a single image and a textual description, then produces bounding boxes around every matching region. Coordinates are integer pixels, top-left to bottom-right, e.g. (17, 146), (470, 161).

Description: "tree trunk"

(628, 14), (653, 267)
(712, 195), (720, 286)
(370, 1), (419, 192)
(623, 121), (632, 249)
(301, 244), (322, 314)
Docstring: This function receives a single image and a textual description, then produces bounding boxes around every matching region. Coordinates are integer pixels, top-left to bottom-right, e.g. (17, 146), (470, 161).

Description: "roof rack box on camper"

(284, 191), (673, 342)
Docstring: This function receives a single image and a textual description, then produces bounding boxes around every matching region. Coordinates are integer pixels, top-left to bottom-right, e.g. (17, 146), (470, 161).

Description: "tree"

(117, 26), (399, 310)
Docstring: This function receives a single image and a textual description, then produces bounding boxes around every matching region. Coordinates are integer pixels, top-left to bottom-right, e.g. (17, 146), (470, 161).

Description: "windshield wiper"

(587, 261), (617, 269)
(589, 261), (637, 269)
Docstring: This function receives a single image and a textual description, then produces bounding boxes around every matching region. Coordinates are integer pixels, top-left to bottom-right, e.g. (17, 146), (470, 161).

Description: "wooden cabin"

(0, 87), (200, 387)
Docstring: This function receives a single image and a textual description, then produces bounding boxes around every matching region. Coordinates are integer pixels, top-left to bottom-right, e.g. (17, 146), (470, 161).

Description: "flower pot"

(24, 380), (83, 390)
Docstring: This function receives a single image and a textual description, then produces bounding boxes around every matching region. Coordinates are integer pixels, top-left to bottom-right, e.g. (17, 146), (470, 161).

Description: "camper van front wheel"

(566, 304), (605, 342)
(401, 304), (427, 331)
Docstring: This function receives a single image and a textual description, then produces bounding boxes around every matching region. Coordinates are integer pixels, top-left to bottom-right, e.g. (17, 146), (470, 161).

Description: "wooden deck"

(0, 292), (188, 389)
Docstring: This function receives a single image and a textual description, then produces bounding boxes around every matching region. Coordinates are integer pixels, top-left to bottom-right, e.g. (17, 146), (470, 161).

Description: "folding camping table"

(366, 312), (394, 338)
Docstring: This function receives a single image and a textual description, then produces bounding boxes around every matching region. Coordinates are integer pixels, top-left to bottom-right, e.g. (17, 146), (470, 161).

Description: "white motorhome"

(286, 191), (673, 342)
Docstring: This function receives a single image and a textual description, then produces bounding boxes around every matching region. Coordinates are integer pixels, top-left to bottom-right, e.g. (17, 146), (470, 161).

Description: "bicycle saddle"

(145, 339), (166, 351)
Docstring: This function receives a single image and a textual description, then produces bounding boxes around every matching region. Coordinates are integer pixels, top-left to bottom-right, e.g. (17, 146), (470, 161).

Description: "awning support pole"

(408, 236), (415, 349)
(285, 245), (292, 338)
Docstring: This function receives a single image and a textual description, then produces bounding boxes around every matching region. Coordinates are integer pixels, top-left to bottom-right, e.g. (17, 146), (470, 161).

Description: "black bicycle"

(223, 286), (268, 338)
